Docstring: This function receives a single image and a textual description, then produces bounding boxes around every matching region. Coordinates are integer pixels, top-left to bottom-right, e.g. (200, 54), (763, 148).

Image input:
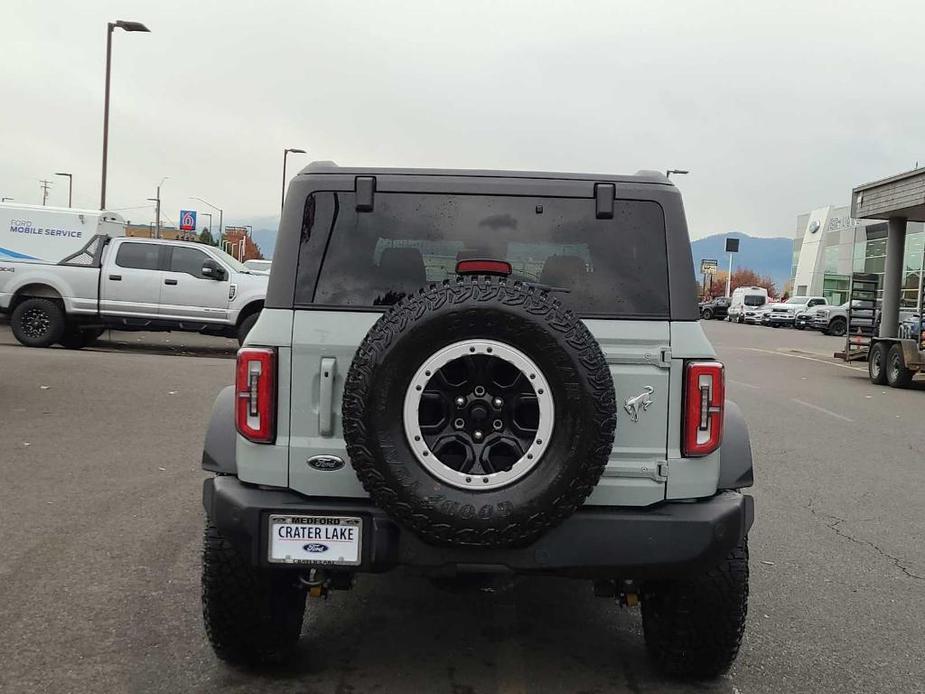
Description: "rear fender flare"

(718, 400), (754, 489)
(202, 385), (237, 475)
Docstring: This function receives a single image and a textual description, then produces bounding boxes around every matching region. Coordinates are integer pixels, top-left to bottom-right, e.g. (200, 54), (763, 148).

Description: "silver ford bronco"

(200, 163), (755, 678)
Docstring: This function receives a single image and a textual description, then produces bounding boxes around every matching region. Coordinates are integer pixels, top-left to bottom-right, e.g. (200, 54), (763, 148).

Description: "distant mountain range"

(690, 232), (793, 288)
(244, 220), (794, 290)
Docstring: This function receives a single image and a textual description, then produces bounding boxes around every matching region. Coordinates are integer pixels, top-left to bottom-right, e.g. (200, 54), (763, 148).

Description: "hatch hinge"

(643, 347), (672, 369)
(655, 461), (669, 482)
(355, 176), (376, 212)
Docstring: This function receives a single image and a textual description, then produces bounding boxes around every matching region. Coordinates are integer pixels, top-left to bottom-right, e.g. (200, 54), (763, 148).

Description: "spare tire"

(343, 277), (616, 548)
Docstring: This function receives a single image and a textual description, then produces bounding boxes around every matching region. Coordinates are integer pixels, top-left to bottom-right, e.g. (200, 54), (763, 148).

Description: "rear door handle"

(319, 357), (337, 436)
(109, 274), (121, 281)
(164, 278), (178, 285)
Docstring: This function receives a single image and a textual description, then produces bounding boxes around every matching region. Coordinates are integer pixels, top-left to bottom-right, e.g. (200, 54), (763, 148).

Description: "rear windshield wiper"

(523, 282), (571, 294)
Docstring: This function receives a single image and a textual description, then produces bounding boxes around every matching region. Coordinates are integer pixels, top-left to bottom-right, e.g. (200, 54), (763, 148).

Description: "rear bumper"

(203, 476), (754, 579)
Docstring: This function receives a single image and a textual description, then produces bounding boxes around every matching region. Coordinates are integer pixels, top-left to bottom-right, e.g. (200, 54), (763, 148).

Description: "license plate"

(268, 514), (362, 565)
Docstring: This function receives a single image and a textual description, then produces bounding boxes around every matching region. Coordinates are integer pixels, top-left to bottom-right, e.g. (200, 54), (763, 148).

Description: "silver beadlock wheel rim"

(403, 339), (554, 491)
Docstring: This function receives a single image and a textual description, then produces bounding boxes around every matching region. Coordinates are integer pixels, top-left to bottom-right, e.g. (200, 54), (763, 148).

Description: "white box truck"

(1, 203), (126, 264)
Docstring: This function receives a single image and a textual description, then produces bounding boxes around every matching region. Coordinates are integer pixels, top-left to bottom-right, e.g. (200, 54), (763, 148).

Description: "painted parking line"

(791, 398), (854, 422)
(738, 347), (866, 372)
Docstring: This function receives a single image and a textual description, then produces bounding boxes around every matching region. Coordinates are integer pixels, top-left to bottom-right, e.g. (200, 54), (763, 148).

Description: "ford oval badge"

(303, 543), (329, 553)
(307, 455), (345, 471)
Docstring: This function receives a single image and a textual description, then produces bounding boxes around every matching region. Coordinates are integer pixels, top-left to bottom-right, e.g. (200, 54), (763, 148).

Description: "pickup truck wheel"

(237, 312), (259, 346)
(886, 344), (914, 388)
(202, 522), (306, 665)
(869, 342), (888, 385)
(10, 298), (66, 348)
(642, 539), (749, 679)
(828, 317), (847, 337)
(343, 277), (616, 548)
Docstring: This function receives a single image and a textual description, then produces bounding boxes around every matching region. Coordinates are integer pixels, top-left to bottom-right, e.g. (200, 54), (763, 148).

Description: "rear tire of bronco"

(202, 522), (306, 666)
(343, 277), (616, 548)
(641, 539), (749, 679)
(10, 297), (67, 348)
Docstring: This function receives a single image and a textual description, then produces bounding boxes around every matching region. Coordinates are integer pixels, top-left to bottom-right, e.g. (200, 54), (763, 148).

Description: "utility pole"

(155, 190), (161, 239)
(39, 179), (53, 206)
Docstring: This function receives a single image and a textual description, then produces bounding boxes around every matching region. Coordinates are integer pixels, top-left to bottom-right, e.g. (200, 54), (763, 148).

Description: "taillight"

(236, 347), (276, 443)
(683, 361), (724, 457)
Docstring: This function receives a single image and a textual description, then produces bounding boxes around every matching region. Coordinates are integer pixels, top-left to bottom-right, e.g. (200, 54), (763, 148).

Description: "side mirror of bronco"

(202, 260), (226, 280)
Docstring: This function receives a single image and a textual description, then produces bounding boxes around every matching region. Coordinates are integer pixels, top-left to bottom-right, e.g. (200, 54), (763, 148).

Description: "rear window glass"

(300, 192), (669, 317)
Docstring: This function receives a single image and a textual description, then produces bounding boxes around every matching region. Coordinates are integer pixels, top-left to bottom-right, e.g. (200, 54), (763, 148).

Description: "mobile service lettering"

(9, 220), (82, 239)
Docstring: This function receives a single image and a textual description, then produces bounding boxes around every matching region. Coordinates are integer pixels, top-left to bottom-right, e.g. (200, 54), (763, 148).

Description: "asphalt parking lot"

(1, 321), (923, 694)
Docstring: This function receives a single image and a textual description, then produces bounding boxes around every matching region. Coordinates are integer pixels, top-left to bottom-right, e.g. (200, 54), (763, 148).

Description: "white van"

(727, 286), (769, 322)
(1, 202), (125, 264)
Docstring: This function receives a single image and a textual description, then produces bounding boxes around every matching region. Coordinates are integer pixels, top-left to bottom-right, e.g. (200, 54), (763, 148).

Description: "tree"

(198, 228), (214, 245)
(701, 267), (777, 298)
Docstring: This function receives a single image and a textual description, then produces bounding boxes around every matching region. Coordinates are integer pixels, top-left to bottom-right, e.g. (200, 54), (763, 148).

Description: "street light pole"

(55, 172), (73, 207)
(100, 20), (150, 210)
(281, 148), (307, 214)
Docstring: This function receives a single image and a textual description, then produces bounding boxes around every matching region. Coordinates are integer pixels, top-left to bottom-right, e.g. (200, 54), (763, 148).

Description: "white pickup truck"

(1, 210), (267, 348)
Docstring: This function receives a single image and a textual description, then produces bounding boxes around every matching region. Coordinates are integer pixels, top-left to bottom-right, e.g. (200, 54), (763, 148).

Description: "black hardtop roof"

(296, 160), (673, 186)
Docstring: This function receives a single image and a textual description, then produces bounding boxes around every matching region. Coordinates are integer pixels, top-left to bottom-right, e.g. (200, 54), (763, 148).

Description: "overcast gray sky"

(3, 0), (924, 239)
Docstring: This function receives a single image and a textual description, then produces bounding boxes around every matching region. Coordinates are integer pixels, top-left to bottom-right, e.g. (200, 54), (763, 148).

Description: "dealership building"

(791, 204), (925, 306)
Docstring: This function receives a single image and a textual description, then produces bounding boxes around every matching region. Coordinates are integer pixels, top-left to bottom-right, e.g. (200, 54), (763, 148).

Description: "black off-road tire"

(701, 309), (713, 320)
(237, 312), (260, 346)
(886, 344), (914, 389)
(828, 317), (847, 337)
(202, 522), (306, 666)
(10, 297), (66, 348)
(342, 277), (616, 548)
(869, 342), (888, 385)
(642, 540), (749, 679)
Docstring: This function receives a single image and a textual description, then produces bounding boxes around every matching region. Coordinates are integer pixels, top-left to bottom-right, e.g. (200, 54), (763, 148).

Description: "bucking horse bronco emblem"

(623, 386), (655, 423)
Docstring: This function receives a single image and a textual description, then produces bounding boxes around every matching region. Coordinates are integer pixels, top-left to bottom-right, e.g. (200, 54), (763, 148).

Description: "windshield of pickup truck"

(211, 248), (248, 273)
(785, 297), (808, 304)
